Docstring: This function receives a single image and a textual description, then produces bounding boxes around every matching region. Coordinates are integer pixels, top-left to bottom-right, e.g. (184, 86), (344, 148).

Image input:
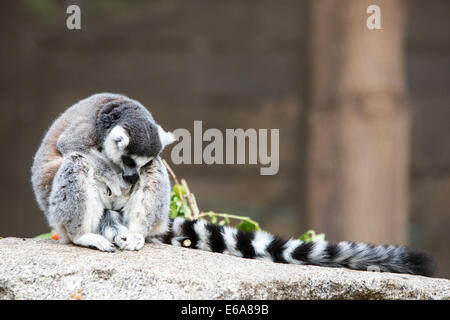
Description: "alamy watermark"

(170, 121), (279, 176)
(66, 5), (81, 30)
(366, 5), (382, 30)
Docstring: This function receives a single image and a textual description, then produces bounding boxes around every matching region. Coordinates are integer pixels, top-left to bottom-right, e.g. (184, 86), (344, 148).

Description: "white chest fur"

(83, 150), (134, 212)
(95, 179), (132, 211)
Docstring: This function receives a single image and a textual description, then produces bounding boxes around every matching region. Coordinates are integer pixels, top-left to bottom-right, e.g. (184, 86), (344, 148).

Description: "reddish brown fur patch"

(34, 118), (68, 209)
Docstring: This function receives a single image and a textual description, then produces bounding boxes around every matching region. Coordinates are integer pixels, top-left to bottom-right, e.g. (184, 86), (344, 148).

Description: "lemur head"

(95, 99), (175, 185)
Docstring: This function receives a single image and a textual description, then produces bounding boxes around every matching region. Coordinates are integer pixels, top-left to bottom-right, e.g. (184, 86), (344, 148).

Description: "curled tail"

(159, 218), (436, 277)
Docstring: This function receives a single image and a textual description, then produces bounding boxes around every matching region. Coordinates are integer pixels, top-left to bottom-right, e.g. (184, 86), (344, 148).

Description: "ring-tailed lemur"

(32, 93), (175, 251)
(31, 93), (436, 277)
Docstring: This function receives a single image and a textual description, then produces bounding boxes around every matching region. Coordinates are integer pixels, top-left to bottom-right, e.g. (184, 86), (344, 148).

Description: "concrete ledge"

(0, 237), (448, 300)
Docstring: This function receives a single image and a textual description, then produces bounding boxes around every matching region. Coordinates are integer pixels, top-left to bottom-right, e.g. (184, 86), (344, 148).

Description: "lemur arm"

(120, 157), (171, 250)
(48, 153), (115, 252)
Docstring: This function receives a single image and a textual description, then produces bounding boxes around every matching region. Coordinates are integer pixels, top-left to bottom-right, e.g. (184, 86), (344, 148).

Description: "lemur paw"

(113, 234), (128, 248)
(119, 233), (145, 251)
(112, 225), (129, 248)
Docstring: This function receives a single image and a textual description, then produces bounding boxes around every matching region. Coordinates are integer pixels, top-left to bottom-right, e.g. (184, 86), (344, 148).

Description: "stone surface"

(0, 237), (449, 300)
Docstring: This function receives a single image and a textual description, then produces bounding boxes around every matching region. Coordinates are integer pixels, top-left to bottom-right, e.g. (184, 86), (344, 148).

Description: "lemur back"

(31, 93), (126, 212)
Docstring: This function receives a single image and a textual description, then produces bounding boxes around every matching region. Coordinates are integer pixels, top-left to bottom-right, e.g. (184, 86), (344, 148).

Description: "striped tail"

(159, 218), (436, 277)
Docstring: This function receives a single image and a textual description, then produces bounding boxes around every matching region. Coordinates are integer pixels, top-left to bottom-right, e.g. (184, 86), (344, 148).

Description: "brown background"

(0, 0), (449, 278)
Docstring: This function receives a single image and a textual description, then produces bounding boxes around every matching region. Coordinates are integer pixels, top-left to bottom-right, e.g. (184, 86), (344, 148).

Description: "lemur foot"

(73, 233), (115, 252)
(118, 233), (145, 251)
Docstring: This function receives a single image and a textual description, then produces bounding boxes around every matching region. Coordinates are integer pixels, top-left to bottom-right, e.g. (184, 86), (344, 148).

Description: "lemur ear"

(110, 126), (129, 150)
(157, 125), (176, 150)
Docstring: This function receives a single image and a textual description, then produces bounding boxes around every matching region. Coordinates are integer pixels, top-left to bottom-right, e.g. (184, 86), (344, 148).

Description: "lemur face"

(101, 125), (142, 184)
(97, 101), (175, 185)
(103, 124), (174, 184)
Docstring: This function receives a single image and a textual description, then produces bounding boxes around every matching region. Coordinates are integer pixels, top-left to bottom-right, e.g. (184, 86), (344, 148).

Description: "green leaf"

(298, 230), (326, 243)
(236, 219), (261, 232)
(34, 230), (55, 239)
(172, 184), (186, 197)
(169, 184), (193, 219)
(207, 212), (218, 224)
(169, 207), (179, 219)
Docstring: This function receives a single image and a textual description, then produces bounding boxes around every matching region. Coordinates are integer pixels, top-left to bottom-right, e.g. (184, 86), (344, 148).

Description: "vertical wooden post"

(306, 0), (410, 244)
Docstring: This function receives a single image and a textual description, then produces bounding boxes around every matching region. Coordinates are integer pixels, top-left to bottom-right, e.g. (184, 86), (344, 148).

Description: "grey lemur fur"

(32, 93), (176, 251)
(31, 93), (436, 276)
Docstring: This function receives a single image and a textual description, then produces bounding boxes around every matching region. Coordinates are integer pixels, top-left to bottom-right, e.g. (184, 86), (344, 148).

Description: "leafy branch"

(163, 159), (324, 241)
(163, 159), (261, 232)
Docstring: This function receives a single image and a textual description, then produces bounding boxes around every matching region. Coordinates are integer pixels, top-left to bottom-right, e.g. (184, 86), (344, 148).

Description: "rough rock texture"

(0, 237), (449, 300)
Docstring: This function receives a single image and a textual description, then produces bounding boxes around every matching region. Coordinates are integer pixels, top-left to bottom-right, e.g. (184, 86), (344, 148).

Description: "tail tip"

(407, 248), (437, 277)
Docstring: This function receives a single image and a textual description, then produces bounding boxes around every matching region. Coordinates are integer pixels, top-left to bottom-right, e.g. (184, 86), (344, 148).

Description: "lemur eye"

(121, 156), (136, 168)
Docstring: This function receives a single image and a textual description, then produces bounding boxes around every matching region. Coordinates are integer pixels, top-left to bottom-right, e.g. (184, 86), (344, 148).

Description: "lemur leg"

(120, 158), (171, 250)
(48, 153), (114, 252)
(97, 210), (129, 249)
